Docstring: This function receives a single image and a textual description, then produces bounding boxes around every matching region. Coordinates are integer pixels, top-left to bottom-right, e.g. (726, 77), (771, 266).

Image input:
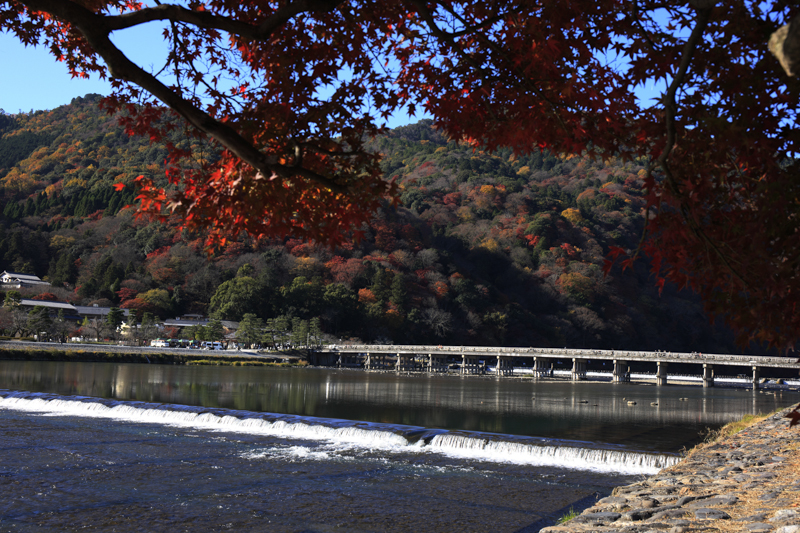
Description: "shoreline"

(2, 341), (799, 392)
(541, 403), (800, 533)
(0, 340), (305, 366)
(3, 341), (798, 531)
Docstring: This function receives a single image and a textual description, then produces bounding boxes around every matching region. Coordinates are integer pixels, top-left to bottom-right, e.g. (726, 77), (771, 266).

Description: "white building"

(1, 271), (51, 288)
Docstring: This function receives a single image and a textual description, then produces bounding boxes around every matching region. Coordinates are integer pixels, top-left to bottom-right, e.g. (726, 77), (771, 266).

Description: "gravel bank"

(541, 403), (800, 533)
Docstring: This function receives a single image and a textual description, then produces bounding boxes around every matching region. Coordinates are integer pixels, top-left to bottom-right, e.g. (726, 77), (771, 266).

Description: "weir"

(0, 390), (680, 475)
(316, 344), (800, 386)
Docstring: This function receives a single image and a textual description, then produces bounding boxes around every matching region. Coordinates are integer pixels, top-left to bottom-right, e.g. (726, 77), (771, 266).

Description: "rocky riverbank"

(542, 404), (800, 533)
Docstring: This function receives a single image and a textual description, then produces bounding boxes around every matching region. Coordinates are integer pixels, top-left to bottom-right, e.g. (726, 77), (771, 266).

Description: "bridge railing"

(318, 344), (799, 368)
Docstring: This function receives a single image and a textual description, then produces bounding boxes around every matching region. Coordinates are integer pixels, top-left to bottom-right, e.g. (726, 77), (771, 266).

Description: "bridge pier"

(428, 353), (448, 373)
(369, 352), (390, 370)
(396, 353), (417, 372)
(571, 358), (587, 381)
(461, 354), (482, 375)
(533, 357), (550, 379)
(496, 356), (513, 376)
(612, 360), (630, 383)
(703, 363), (715, 388)
(318, 346), (800, 386)
(657, 361), (669, 386)
(337, 353), (362, 368)
(309, 351), (337, 366)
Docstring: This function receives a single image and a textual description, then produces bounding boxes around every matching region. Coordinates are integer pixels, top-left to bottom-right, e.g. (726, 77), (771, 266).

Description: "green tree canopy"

(209, 274), (261, 321)
(236, 313), (264, 348)
(106, 307), (125, 330)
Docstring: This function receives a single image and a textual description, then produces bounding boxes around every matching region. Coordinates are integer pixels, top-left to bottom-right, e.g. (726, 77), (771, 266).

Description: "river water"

(0, 361), (797, 532)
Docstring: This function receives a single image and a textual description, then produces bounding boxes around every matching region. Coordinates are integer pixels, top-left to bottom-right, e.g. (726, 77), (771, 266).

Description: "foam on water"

(242, 445), (353, 463)
(427, 433), (676, 474)
(0, 390), (678, 474)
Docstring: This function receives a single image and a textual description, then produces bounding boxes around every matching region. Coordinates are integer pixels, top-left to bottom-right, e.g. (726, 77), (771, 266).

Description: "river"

(0, 361), (796, 532)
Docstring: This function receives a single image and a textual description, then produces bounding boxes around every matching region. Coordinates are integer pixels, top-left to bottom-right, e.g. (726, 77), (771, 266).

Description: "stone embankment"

(542, 404), (800, 533)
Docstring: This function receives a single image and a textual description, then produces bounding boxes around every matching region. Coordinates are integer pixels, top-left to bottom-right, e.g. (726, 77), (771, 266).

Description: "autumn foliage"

(0, 100), (762, 352)
(2, 1), (800, 347)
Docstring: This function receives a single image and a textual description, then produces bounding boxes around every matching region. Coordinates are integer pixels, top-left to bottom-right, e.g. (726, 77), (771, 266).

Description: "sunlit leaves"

(7, 0), (800, 346)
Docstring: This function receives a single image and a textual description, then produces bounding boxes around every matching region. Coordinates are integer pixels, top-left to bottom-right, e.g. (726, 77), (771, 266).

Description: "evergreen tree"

(236, 313), (264, 348)
(27, 306), (52, 340)
(390, 273), (407, 309)
(206, 319), (224, 341)
(266, 316), (291, 348)
(371, 268), (389, 303)
(309, 317), (323, 347)
(140, 312), (158, 341)
(209, 270), (261, 321)
(3, 291), (22, 309)
(53, 309), (70, 343)
(106, 307), (125, 330)
(291, 317), (309, 347)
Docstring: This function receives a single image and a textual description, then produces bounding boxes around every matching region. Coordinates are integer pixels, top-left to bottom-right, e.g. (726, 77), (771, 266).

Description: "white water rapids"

(0, 390), (678, 474)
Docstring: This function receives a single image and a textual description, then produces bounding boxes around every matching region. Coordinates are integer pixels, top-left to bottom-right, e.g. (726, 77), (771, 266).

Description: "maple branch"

(410, 1), (578, 131)
(15, 0), (347, 193)
(657, 6), (710, 169)
(655, 3), (749, 288)
(626, 1), (660, 53)
(105, 0), (341, 41)
(412, 4), (516, 40)
(408, 0), (500, 123)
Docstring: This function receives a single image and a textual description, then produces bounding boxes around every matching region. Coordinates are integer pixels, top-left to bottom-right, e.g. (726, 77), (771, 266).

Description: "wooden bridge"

(310, 345), (800, 389)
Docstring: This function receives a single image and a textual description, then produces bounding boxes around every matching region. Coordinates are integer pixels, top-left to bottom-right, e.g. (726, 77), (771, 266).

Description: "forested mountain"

(0, 95), (745, 352)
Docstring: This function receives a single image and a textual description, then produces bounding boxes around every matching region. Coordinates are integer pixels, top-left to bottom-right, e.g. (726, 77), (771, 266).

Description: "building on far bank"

(16, 299), (130, 323)
(163, 315), (239, 331)
(74, 304), (130, 321)
(18, 299), (80, 320)
(1, 271), (51, 289)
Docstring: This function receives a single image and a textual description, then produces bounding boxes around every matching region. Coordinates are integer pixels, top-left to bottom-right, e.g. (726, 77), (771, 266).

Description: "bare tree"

(423, 308), (452, 338)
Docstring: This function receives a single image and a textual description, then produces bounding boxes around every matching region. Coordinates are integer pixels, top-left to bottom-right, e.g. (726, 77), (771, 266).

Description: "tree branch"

(657, 5), (711, 169)
(105, 0), (341, 41)
(409, 0), (578, 130)
(655, 3), (749, 288)
(16, 0), (347, 193)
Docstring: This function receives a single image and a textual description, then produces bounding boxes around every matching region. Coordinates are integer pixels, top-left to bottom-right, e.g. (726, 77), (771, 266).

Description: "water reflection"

(0, 361), (796, 452)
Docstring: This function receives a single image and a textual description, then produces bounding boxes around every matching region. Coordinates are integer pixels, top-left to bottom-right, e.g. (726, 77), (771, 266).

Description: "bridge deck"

(317, 345), (800, 370)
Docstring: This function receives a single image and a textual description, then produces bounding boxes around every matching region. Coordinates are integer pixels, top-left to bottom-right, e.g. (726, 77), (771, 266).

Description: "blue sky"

(0, 31), (113, 114)
(0, 24), (427, 128)
(1, 22), (662, 126)
(1, 23), (171, 113)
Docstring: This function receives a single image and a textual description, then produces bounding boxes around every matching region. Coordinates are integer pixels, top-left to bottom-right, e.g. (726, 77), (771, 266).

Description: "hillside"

(0, 95), (744, 352)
